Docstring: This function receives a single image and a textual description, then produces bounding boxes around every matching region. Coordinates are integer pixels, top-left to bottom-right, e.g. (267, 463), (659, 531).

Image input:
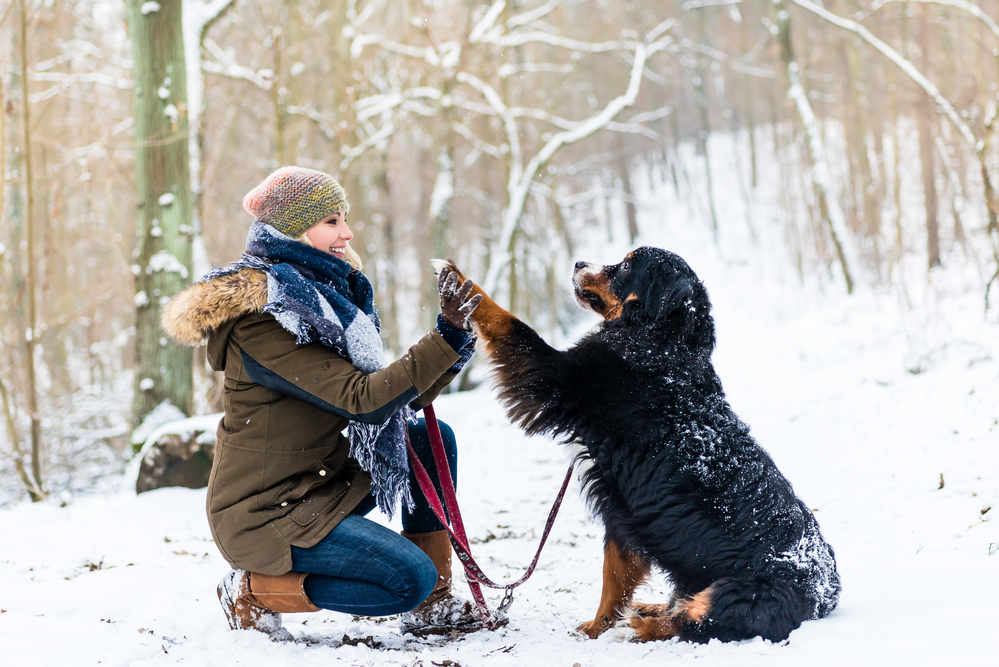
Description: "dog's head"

(572, 247), (715, 348)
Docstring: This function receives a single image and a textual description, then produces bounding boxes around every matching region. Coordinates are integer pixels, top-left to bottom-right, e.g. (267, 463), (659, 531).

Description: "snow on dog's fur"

(437, 247), (840, 643)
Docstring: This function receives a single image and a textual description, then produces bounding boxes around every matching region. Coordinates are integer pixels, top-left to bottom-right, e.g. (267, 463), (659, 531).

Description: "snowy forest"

(1, 1), (998, 664)
(3, 0), (998, 503)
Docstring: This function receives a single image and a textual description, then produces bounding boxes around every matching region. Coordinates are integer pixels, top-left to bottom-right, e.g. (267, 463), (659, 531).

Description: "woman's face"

(305, 211), (353, 260)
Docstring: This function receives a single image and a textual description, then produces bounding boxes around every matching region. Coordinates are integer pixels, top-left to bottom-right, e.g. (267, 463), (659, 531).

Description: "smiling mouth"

(330, 246), (346, 257)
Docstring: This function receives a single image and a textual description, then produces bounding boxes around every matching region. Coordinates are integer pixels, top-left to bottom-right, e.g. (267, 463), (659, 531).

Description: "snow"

(140, 1), (161, 15)
(124, 412), (223, 488)
(131, 400), (188, 446)
(138, 377), (155, 391)
(134, 290), (149, 307)
(158, 193), (175, 206)
(1, 145), (997, 664)
(147, 250), (189, 279)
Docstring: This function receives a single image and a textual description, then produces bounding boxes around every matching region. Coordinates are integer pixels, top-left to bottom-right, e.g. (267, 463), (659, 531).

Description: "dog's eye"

(620, 261), (630, 274)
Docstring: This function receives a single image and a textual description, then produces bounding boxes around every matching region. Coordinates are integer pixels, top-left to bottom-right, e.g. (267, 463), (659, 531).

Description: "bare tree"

(771, 0), (856, 293)
(125, 0), (195, 424)
(17, 0), (44, 500)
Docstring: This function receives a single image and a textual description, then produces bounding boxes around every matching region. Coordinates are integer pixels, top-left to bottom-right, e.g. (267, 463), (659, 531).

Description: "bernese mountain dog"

(436, 247), (840, 643)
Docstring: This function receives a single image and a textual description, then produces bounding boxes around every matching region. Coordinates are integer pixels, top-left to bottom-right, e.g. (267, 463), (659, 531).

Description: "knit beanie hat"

(243, 166), (349, 238)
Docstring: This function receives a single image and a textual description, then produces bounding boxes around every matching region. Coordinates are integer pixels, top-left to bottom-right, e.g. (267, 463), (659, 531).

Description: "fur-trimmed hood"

(161, 267), (268, 347)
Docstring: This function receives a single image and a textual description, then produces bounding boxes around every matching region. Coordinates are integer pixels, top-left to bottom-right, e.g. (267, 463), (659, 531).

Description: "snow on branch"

(184, 0), (237, 41)
(355, 87), (443, 122)
(483, 38), (664, 294)
(27, 72), (131, 103)
(507, 106), (662, 140)
(680, 39), (776, 78)
(498, 62), (574, 77)
(285, 105), (337, 140)
(790, 0), (977, 149)
(506, 0), (562, 29)
(339, 122), (397, 171)
(451, 121), (504, 159)
(202, 39), (273, 90)
(869, 0), (999, 41)
(683, 0), (742, 9)
(469, 1), (506, 44)
(457, 71), (524, 185)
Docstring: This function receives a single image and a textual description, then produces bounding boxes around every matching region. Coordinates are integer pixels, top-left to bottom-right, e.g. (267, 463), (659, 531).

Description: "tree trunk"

(692, 15), (719, 241)
(615, 134), (639, 243)
(774, 0), (855, 293)
(917, 5), (940, 269)
(125, 0), (195, 423)
(18, 0), (44, 500)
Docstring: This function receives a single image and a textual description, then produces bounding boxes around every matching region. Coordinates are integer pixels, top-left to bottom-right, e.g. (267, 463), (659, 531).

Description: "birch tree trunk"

(773, 0), (856, 293)
(126, 0), (195, 423)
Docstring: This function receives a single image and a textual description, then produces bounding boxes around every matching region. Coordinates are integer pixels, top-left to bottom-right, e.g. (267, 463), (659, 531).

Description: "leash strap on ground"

(406, 404), (575, 626)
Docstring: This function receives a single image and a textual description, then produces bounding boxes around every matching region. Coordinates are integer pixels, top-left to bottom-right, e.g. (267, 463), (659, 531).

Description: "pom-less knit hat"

(243, 166), (348, 238)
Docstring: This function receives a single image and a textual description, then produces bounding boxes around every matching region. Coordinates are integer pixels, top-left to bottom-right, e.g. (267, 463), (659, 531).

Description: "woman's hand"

(438, 267), (483, 331)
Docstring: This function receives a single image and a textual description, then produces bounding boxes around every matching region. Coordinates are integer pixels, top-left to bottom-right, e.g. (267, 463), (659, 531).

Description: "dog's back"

(442, 247), (840, 643)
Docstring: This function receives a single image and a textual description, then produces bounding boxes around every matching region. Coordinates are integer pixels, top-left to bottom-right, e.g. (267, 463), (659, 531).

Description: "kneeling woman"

(162, 167), (485, 638)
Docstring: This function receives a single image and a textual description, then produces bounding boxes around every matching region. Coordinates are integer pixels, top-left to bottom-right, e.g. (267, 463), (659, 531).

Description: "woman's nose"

(341, 222), (354, 241)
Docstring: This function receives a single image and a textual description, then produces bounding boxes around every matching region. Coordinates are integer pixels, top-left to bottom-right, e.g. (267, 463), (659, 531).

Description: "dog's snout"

(574, 261), (588, 270)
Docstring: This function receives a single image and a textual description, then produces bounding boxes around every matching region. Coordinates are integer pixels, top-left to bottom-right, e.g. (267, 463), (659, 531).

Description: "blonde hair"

(299, 232), (363, 271)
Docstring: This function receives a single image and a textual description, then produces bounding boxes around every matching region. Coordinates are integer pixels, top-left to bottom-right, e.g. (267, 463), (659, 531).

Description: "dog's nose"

(574, 261), (588, 270)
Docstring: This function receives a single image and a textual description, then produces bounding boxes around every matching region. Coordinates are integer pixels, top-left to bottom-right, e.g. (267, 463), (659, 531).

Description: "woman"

(161, 166), (486, 639)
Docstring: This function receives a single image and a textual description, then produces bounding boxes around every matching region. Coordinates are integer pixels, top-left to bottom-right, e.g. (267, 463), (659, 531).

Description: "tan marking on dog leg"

(438, 260), (516, 343)
(628, 615), (684, 642)
(577, 539), (651, 639)
(682, 586), (714, 624)
(627, 585), (714, 641)
(630, 602), (672, 618)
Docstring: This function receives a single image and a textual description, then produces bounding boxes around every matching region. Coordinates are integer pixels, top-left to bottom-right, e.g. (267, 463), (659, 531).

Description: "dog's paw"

(575, 618), (612, 639)
(606, 617), (638, 643)
(618, 614), (683, 643)
(430, 259), (455, 276)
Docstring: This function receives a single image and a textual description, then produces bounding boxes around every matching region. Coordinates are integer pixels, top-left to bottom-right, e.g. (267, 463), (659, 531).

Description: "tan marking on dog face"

(573, 269), (623, 320)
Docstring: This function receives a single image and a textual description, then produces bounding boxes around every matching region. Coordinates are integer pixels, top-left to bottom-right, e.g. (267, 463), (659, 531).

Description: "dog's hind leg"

(577, 538), (651, 639)
(625, 586), (714, 642)
(627, 576), (811, 643)
(676, 576), (812, 644)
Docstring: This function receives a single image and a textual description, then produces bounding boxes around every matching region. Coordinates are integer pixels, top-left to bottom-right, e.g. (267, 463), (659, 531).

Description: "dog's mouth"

(575, 287), (606, 312)
(573, 262), (623, 320)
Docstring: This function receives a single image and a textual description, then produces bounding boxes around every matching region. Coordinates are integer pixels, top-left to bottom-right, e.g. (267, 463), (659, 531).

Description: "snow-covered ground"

(3, 142), (998, 665)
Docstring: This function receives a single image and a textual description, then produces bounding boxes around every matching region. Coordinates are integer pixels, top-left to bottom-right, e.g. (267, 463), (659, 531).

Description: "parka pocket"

(286, 485), (349, 526)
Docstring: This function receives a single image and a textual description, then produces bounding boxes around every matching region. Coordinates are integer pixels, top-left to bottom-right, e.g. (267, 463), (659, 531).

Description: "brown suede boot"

(217, 569), (320, 641)
(398, 530), (504, 636)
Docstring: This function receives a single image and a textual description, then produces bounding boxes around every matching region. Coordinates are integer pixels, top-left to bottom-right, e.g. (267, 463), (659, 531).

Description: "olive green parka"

(161, 267), (461, 575)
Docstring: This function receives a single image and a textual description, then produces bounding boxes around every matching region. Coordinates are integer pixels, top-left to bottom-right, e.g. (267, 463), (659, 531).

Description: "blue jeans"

(289, 418), (458, 615)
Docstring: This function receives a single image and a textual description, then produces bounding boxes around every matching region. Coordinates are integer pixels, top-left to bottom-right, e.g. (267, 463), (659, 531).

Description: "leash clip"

(498, 588), (515, 613)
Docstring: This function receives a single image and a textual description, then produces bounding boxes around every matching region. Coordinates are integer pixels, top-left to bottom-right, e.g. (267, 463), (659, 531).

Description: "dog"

(435, 247), (840, 643)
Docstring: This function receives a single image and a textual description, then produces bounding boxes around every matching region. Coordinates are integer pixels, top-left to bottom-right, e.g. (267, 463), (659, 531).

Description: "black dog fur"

(463, 247), (840, 643)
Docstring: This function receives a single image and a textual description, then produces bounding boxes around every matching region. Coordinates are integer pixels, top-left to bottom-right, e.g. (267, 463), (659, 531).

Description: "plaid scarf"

(203, 222), (412, 515)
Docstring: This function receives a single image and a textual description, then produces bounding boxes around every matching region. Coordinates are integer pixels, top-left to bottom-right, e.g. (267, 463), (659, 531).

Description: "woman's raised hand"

(438, 267), (483, 331)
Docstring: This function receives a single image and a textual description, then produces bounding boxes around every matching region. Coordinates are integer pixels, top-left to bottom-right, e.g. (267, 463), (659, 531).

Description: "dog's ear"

(657, 276), (696, 324)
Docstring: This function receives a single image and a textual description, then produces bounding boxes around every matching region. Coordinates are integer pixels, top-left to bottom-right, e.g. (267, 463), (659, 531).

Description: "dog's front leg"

(577, 537), (651, 639)
(431, 259), (518, 345)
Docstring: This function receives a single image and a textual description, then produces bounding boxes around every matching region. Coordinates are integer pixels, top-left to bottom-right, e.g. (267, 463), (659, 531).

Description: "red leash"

(405, 403), (575, 627)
